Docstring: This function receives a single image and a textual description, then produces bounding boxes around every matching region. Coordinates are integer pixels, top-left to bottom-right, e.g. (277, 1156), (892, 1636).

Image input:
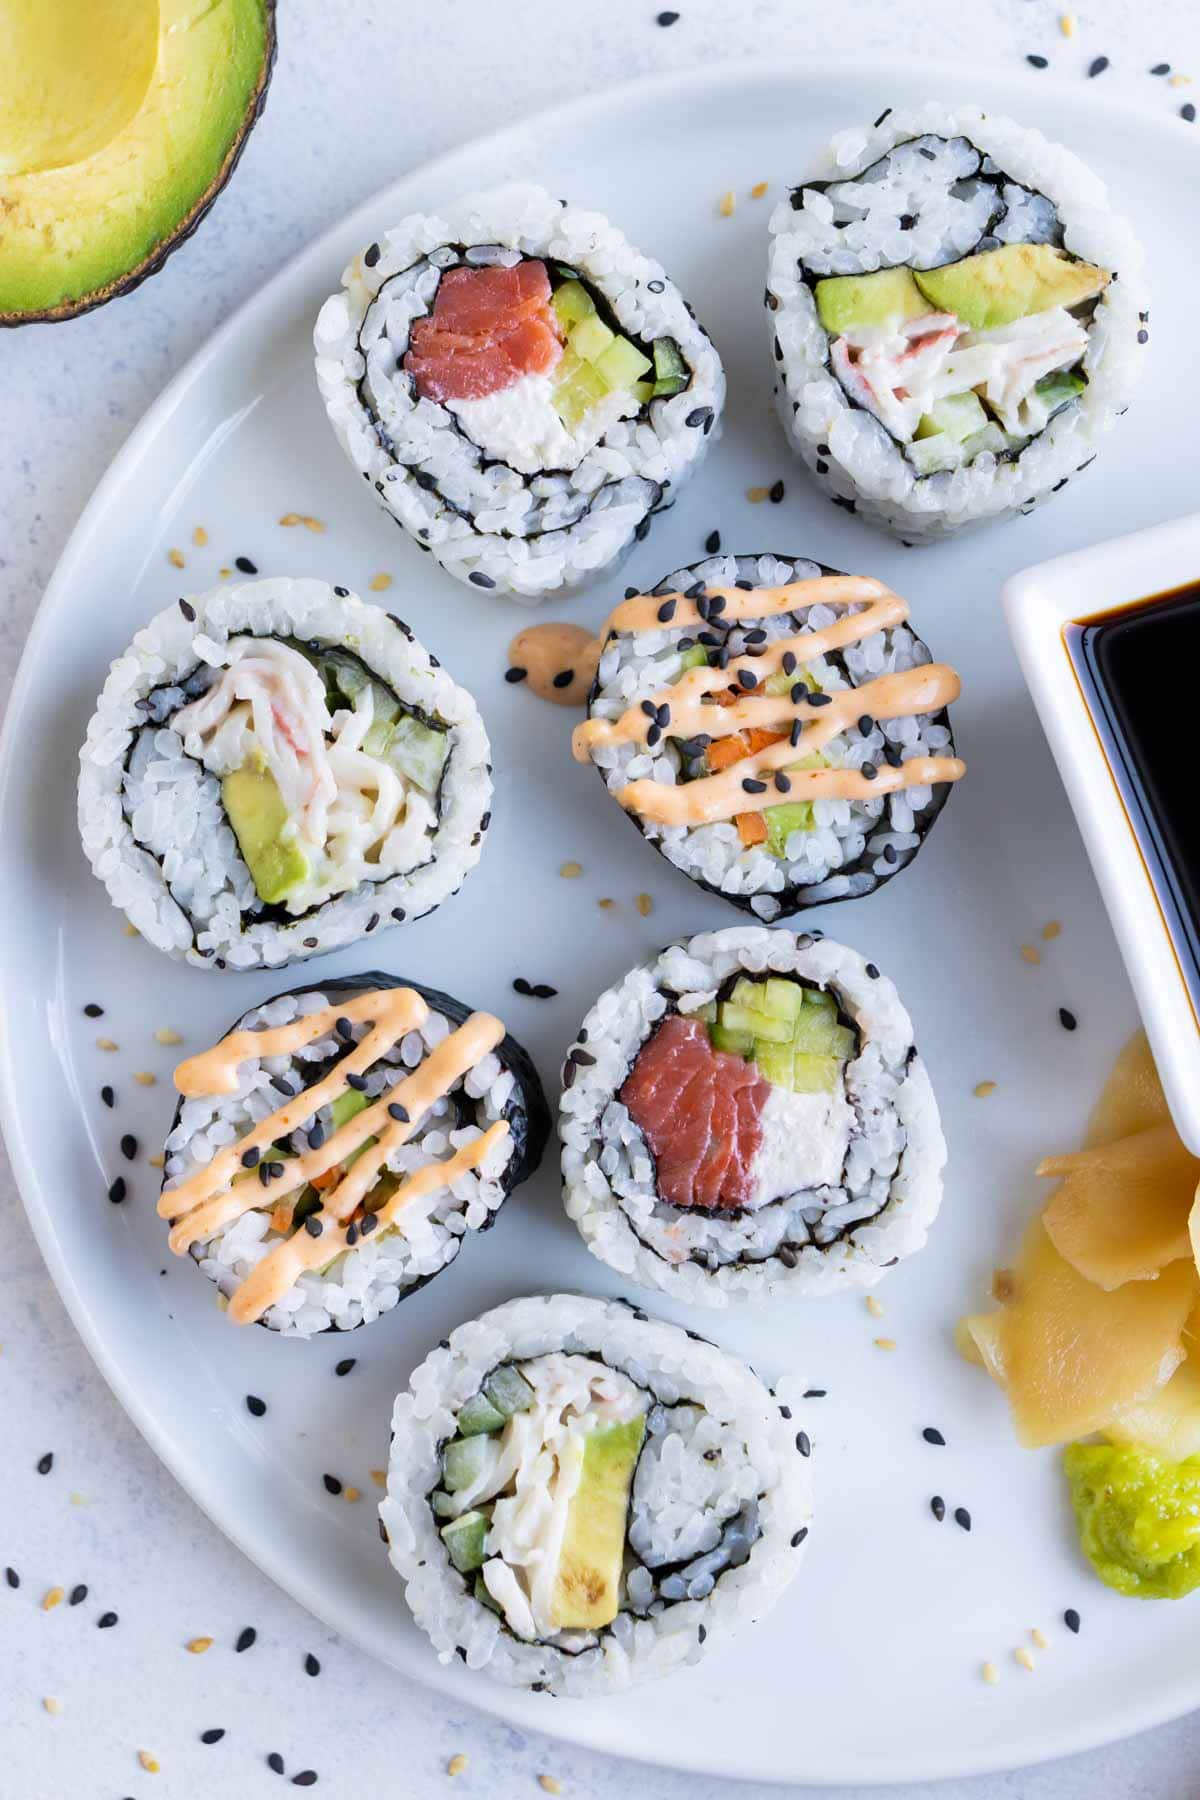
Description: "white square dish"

(1004, 512), (1200, 1153)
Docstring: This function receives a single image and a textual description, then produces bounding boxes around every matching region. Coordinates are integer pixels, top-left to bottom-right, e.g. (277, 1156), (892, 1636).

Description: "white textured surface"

(4, 3), (1200, 1795)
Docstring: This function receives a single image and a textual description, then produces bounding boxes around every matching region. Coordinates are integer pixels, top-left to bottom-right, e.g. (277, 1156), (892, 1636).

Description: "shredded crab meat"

(172, 637), (437, 909)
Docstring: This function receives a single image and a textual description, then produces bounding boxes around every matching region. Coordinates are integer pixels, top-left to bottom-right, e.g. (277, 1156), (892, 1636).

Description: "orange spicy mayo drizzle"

(161, 988), (509, 1326)
(570, 577), (965, 826)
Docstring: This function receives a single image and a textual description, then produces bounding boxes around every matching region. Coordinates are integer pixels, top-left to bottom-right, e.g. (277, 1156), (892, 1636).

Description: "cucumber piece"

(754, 1040), (795, 1089)
(764, 800), (815, 858)
(675, 644), (709, 677)
(456, 1391), (507, 1437)
(389, 715), (448, 792)
(791, 1052), (842, 1094)
(1034, 368), (1086, 413)
(555, 361), (608, 429)
(959, 422), (1010, 461)
(631, 379), (654, 407)
(552, 279), (595, 329)
(651, 336), (688, 398)
(431, 1489), (456, 1519)
(570, 313), (615, 363)
(362, 717), (394, 758)
(442, 1433), (499, 1494)
(330, 1088), (369, 1130)
(710, 1020), (755, 1058)
(441, 1510), (490, 1574)
(719, 1002), (792, 1044)
(483, 1365), (535, 1418)
(765, 666), (818, 698)
(791, 1010), (856, 1057)
(473, 1572), (503, 1615)
(908, 433), (963, 476)
(595, 335), (653, 392)
(915, 392), (988, 443)
(760, 978), (805, 1022)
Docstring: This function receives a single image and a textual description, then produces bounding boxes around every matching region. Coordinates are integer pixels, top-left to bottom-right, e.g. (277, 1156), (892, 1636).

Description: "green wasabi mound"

(1064, 1441), (1200, 1599)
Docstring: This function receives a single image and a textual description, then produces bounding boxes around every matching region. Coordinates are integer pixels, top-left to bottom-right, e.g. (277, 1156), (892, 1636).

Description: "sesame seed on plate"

(43, 1696), (62, 1715)
(1088, 54), (1109, 76)
(69, 1584), (87, 1606)
(874, 1337), (897, 1351)
(133, 1071), (156, 1087)
(1064, 1608), (1081, 1633)
(291, 1770), (318, 1787)
(718, 190), (735, 217)
(982, 1662), (999, 1685)
(973, 1080), (997, 1098)
(746, 485), (769, 502)
(955, 1506), (972, 1532)
(268, 1752), (285, 1773)
(98, 1610), (118, 1628)
(369, 573), (392, 592)
(1032, 1627), (1049, 1649)
(538, 1779), (563, 1795)
(246, 1396), (267, 1418)
(42, 1586), (64, 1611)
(865, 1295), (884, 1318)
(559, 861), (582, 878)
(154, 1027), (183, 1045)
(1058, 1007), (1078, 1031)
(200, 1728), (225, 1745)
(922, 1427), (946, 1446)
(931, 1496), (946, 1522)
(235, 1626), (256, 1652)
(769, 479), (785, 503)
(323, 1474), (342, 1496)
(305, 1653), (320, 1677)
(37, 1451), (54, 1474)
(96, 1036), (118, 1052)
(1059, 12), (1075, 34)
(167, 549), (185, 569)
(187, 1636), (214, 1654)
(83, 1002), (104, 1018)
(636, 894), (653, 917)
(1026, 53), (1048, 69)
(448, 1755), (469, 1777)
(750, 181), (769, 199)
(1014, 1645), (1036, 1671)
(138, 1750), (160, 1773)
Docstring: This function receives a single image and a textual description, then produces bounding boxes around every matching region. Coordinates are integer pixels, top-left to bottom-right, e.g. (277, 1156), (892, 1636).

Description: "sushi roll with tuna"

(314, 183), (724, 602)
(380, 1292), (814, 1694)
(561, 928), (945, 1306)
(158, 974), (549, 1337)
(767, 103), (1148, 540)
(78, 578), (491, 968)
(572, 552), (964, 919)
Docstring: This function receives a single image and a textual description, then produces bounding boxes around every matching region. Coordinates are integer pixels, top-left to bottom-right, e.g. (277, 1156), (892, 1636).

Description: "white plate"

(1, 56), (1195, 1788)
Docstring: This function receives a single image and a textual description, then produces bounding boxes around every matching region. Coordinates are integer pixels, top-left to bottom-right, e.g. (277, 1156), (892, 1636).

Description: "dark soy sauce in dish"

(1066, 582), (1200, 1013)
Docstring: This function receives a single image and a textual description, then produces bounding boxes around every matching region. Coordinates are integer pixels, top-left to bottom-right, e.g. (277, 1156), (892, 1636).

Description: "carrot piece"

(743, 727), (786, 754)
(706, 733), (751, 772)
(736, 812), (768, 846)
(311, 1164), (342, 1191)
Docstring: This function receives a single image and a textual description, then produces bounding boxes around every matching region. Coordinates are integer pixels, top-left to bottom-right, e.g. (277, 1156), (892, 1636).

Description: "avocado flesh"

(912, 244), (1109, 332)
(815, 266), (929, 336)
(550, 1414), (645, 1631)
(221, 761), (308, 906)
(0, 0), (274, 324)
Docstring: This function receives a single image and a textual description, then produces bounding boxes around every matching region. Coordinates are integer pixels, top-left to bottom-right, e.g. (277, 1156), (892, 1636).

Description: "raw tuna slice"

(619, 1014), (771, 1210)
(404, 260), (563, 404)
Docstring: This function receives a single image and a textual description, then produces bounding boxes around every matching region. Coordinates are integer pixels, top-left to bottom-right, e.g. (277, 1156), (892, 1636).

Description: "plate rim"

(0, 53), (1193, 1786)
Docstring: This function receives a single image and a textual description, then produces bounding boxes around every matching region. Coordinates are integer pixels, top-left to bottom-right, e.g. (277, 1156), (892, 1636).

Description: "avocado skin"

(1, 1), (276, 329)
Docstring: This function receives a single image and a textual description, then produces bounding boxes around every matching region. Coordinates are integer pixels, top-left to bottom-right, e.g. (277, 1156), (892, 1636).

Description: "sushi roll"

(380, 1292), (813, 1695)
(560, 927), (945, 1306)
(766, 103), (1148, 541)
(78, 578), (491, 968)
(158, 973), (549, 1337)
(313, 183), (724, 602)
(572, 552), (964, 919)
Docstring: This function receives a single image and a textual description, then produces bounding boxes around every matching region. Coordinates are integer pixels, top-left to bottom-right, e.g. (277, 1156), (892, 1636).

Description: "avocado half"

(0, 0), (276, 326)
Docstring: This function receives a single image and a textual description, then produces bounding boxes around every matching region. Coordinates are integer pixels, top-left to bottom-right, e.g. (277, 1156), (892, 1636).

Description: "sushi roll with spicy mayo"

(158, 975), (549, 1337)
(560, 928), (946, 1306)
(572, 552), (965, 919)
(314, 184), (724, 601)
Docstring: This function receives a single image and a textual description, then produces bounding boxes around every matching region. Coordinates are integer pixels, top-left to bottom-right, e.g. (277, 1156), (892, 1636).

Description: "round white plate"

(1, 56), (1194, 1787)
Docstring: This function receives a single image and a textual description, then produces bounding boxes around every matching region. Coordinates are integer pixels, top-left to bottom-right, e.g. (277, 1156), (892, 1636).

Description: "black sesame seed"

(101, 1085), (114, 1108)
(954, 1506), (972, 1532)
(779, 1405), (792, 1419)
(1088, 55), (1109, 76)
(1138, 327), (1150, 343)
(335, 1016), (353, 1041)
(685, 407), (712, 429)
(201, 1728), (226, 1745)
(781, 651), (797, 677)
(532, 983), (558, 999)
(505, 665), (528, 685)
(234, 556), (257, 575)
(552, 668), (574, 690)
(708, 593), (726, 615)
(922, 1427), (946, 1446)
(345, 1072), (367, 1091)
(1064, 1608), (1081, 1634)
(235, 1626), (256, 1651)
(657, 599), (678, 623)
(468, 571), (496, 588)
(646, 279), (665, 294)
(789, 720), (803, 748)
(360, 1213), (378, 1235)
(898, 212), (917, 231)
(884, 743), (902, 768)
(1181, 104), (1195, 123)
(776, 1244), (797, 1267)
(512, 977), (533, 996)
(656, 9), (679, 23)
(931, 1495), (946, 1522)
(815, 459), (829, 476)
(883, 845), (898, 865)
(795, 1431), (811, 1457)
(703, 531), (722, 557)
(803, 1388), (826, 1398)
(335, 1359), (356, 1377)
(742, 778), (767, 794)
(69, 1583), (87, 1606)
(304, 936), (318, 948)
(391, 908), (405, 923)
(304, 1216), (323, 1239)
(857, 714), (873, 736)
(1151, 62), (1170, 75)
(769, 479), (785, 504)
(873, 107), (892, 127)
(179, 597), (197, 622)
(646, 724), (662, 747)
(307, 1123), (326, 1151)
(305, 1652), (321, 1677)
(83, 1003), (104, 1018)
(737, 668), (758, 690)
(386, 1103), (411, 1126)
(807, 691), (832, 707)
(865, 963), (880, 980)
(861, 761), (878, 780)
(268, 1752), (286, 1774)
(107, 1178), (126, 1205)
(774, 773), (791, 794)
(246, 1395), (267, 1418)
(364, 242), (381, 268)
(345, 1222), (359, 1247)
(1026, 53), (1048, 68)
(790, 1527), (809, 1548)
(120, 1133), (138, 1161)
(268, 1162), (285, 1180)
(641, 699), (658, 719)
(98, 1611), (118, 1628)
(323, 1474), (342, 1496)
(1059, 1007), (1078, 1031)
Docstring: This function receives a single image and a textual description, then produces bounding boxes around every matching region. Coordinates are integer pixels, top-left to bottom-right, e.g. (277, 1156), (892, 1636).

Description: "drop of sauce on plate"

(507, 623), (600, 707)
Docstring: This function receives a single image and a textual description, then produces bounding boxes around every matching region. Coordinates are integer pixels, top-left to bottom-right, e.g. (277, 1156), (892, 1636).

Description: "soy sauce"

(1066, 582), (1200, 1012)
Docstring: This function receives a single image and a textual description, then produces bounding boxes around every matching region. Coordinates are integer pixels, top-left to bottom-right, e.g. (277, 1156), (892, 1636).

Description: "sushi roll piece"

(78, 578), (491, 968)
(313, 183), (724, 602)
(572, 552), (964, 919)
(380, 1292), (814, 1694)
(767, 103), (1148, 541)
(560, 927), (945, 1306)
(158, 973), (549, 1337)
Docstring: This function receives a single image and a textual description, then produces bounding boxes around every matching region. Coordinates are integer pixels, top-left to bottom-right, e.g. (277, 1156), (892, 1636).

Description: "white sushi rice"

(77, 578), (491, 969)
(766, 102), (1148, 541)
(560, 928), (946, 1306)
(585, 553), (956, 919)
(161, 984), (521, 1338)
(381, 1293), (814, 1695)
(314, 183), (725, 603)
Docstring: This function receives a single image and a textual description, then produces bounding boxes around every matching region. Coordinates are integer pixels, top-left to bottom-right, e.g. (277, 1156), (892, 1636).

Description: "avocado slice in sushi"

(0, 0), (275, 325)
(814, 266), (929, 336)
(549, 1414), (646, 1631)
(913, 243), (1109, 331)
(221, 760), (308, 906)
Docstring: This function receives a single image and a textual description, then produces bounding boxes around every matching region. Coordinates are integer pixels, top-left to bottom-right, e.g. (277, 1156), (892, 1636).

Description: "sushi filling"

(432, 1352), (761, 1646)
(792, 134), (1107, 475)
(161, 985), (519, 1337)
(125, 636), (447, 920)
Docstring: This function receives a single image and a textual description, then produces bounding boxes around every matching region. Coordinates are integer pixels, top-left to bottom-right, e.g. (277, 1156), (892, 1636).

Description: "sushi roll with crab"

(572, 552), (964, 919)
(158, 974), (549, 1337)
(766, 102), (1148, 540)
(78, 578), (491, 968)
(313, 183), (724, 601)
(380, 1293), (814, 1694)
(560, 928), (945, 1306)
